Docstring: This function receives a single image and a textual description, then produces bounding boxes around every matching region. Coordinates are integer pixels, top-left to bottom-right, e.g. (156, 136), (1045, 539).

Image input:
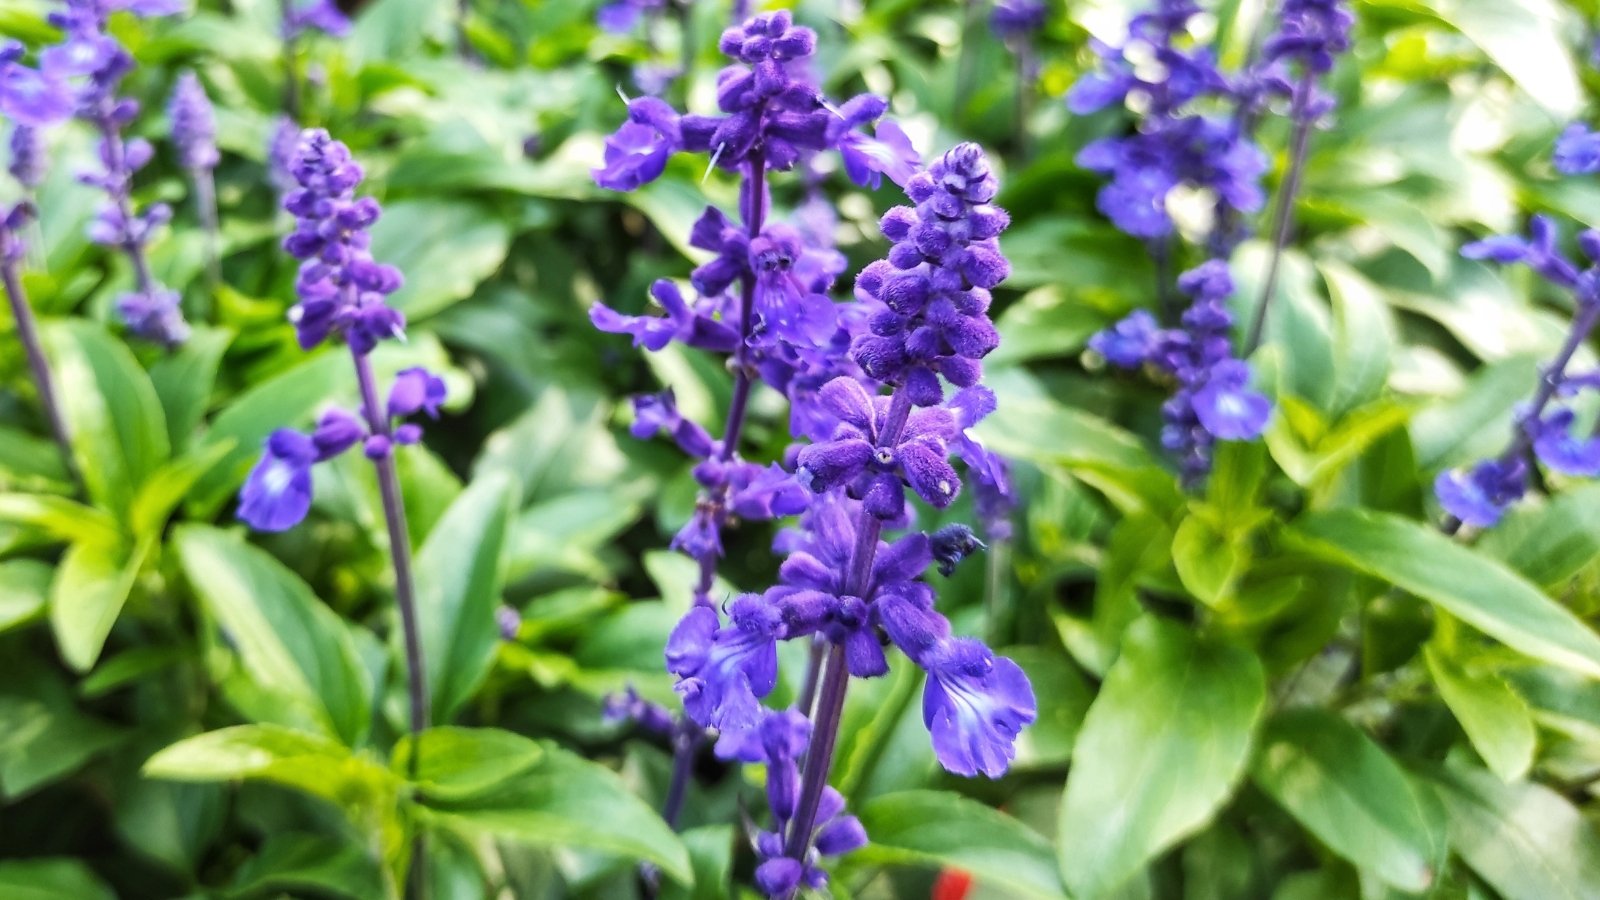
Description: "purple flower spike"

(1529, 408), (1600, 477)
(167, 71), (218, 171)
(387, 368), (447, 419)
(238, 429), (318, 531)
(1088, 309), (1159, 369)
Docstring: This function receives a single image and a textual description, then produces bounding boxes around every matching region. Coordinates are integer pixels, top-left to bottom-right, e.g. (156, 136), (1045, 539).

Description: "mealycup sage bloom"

(588, 10), (1030, 897)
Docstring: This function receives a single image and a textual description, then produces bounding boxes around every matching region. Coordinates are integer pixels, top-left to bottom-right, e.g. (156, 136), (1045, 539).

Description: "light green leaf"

(392, 726), (544, 800)
(1252, 710), (1445, 892)
(856, 790), (1064, 899)
(0, 859), (115, 900)
(415, 470), (516, 724)
(0, 560), (50, 633)
(1424, 647), (1536, 782)
(0, 696), (124, 798)
(49, 536), (152, 671)
(368, 200), (510, 320)
(1058, 617), (1266, 897)
(45, 320), (170, 518)
(1475, 483), (1600, 589)
(144, 725), (396, 810)
(129, 440), (234, 540)
(1421, 763), (1600, 900)
(0, 494), (118, 548)
(175, 526), (373, 745)
(661, 825), (734, 900)
(423, 742), (691, 885)
(1290, 510), (1600, 678)
(148, 325), (232, 451)
(1320, 261), (1396, 417)
(1430, 0), (1580, 117)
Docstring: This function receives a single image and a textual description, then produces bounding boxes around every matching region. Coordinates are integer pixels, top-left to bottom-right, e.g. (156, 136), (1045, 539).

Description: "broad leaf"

(144, 725), (397, 812)
(423, 742), (691, 885)
(0, 560), (50, 633)
(1291, 510), (1600, 678)
(1252, 710), (1445, 892)
(0, 859), (115, 900)
(367, 199), (511, 320)
(1424, 647), (1536, 782)
(855, 790), (1064, 899)
(148, 325), (231, 451)
(49, 536), (152, 671)
(175, 527), (373, 745)
(392, 726), (544, 800)
(1421, 763), (1600, 900)
(1058, 617), (1266, 897)
(414, 470), (516, 724)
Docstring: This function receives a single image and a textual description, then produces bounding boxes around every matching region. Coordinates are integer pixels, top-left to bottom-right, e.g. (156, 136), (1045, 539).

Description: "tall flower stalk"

(46, 0), (190, 347)
(277, 0), (350, 119)
(1, 206), (82, 491)
(236, 129), (442, 770)
(168, 71), (221, 291)
(1243, 0), (1353, 351)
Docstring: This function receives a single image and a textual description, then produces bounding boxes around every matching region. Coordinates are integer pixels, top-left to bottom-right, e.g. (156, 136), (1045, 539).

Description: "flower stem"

(194, 166), (222, 303)
(1245, 72), (1317, 354)
(94, 121), (160, 301)
(279, 0), (301, 119)
(353, 352), (430, 747)
(782, 390), (913, 873)
(1, 253), (81, 493)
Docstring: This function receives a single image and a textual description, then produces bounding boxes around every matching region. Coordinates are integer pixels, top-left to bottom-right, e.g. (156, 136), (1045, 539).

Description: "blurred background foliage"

(5, 0), (1600, 897)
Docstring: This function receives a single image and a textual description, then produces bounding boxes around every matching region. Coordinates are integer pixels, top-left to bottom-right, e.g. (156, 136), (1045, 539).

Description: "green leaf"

(1421, 763), (1600, 900)
(49, 536), (152, 672)
(1424, 647), (1536, 782)
(227, 833), (386, 900)
(0, 560), (50, 633)
(147, 325), (231, 451)
(129, 440), (234, 540)
(1251, 709), (1445, 892)
(989, 285), (1106, 367)
(1410, 355), (1539, 471)
(1058, 617), (1266, 897)
(45, 320), (170, 518)
(0, 859), (115, 900)
(367, 200), (511, 320)
(1320, 261), (1396, 418)
(415, 470), (516, 723)
(1431, 0), (1580, 117)
(1290, 510), (1600, 678)
(1475, 483), (1600, 589)
(661, 826), (734, 900)
(392, 726), (544, 800)
(0, 425), (70, 492)
(0, 695), (124, 798)
(1172, 515), (1249, 607)
(854, 791), (1063, 899)
(175, 527), (373, 745)
(144, 724), (397, 811)
(0, 494), (119, 547)
(423, 742), (691, 885)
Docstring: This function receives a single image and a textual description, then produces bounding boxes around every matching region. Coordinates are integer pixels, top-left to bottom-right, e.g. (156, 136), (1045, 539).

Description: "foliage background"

(4, 0), (1600, 897)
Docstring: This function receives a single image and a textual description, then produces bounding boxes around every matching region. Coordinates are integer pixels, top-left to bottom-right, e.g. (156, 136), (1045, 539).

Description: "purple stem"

(352, 352), (430, 749)
(1245, 70), (1317, 353)
(279, 0), (301, 119)
(93, 120), (160, 304)
(1, 251), (81, 492)
(781, 390), (914, 872)
(194, 166), (222, 295)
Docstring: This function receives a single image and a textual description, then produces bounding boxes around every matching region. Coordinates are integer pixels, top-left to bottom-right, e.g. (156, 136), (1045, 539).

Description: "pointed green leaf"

(855, 790), (1063, 899)
(415, 470), (516, 723)
(1252, 710), (1445, 892)
(392, 726), (544, 800)
(175, 526), (373, 745)
(1424, 647), (1536, 782)
(423, 743), (691, 885)
(49, 536), (151, 671)
(1291, 510), (1600, 678)
(1058, 617), (1266, 897)
(0, 859), (115, 900)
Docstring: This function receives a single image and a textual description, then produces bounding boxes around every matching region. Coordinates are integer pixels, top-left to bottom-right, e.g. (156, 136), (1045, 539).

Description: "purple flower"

(311, 408), (365, 459)
(602, 685), (676, 737)
(0, 51), (73, 127)
(597, 0), (663, 33)
(1089, 309), (1159, 369)
(591, 278), (740, 353)
(992, 0), (1047, 41)
(592, 119), (676, 192)
(116, 286), (190, 347)
(8, 125), (46, 189)
(387, 368), (447, 419)
(1555, 123), (1600, 176)
(1529, 408), (1600, 477)
(1192, 359), (1271, 440)
(167, 71), (218, 171)
(238, 429), (318, 531)
(630, 390), (716, 458)
(664, 597), (785, 747)
(1462, 215), (1580, 288)
(1435, 459), (1527, 528)
(921, 638), (1037, 778)
(267, 116), (300, 195)
(281, 128), (406, 354)
(796, 377), (963, 518)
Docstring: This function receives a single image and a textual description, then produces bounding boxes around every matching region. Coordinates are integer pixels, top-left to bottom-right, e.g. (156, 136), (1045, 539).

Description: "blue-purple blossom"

(992, 0), (1047, 42)
(1088, 308), (1159, 369)
(921, 638), (1037, 777)
(281, 128), (405, 354)
(237, 429), (318, 532)
(282, 0), (351, 40)
(1528, 408), (1600, 477)
(1555, 124), (1600, 176)
(750, 712), (865, 896)
(8, 125), (47, 189)
(665, 597), (784, 753)
(0, 44), (73, 127)
(1435, 459), (1527, 529)
(267, 116), (300, 196)
(167, 71), (218, 171)
(796, 377), (963, 518)
(597, 0), (665, 33)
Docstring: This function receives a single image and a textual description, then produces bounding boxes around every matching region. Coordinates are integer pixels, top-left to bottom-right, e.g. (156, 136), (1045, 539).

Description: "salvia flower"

(1438, 198), (1600, 528)
(750, 713), (866, 897)
(42, 2), (191, 346)
(238, 130), (443, 533)
(992, 0), (1047, 42)
(282, 0), (351, 40)
(0, 43), (74, 126)
(167, 70), (218, 171)
(7, 125), (46, 189)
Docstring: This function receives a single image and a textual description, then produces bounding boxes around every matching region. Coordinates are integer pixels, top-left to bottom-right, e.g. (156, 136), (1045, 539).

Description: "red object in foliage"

(932, 868), (974, 900)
